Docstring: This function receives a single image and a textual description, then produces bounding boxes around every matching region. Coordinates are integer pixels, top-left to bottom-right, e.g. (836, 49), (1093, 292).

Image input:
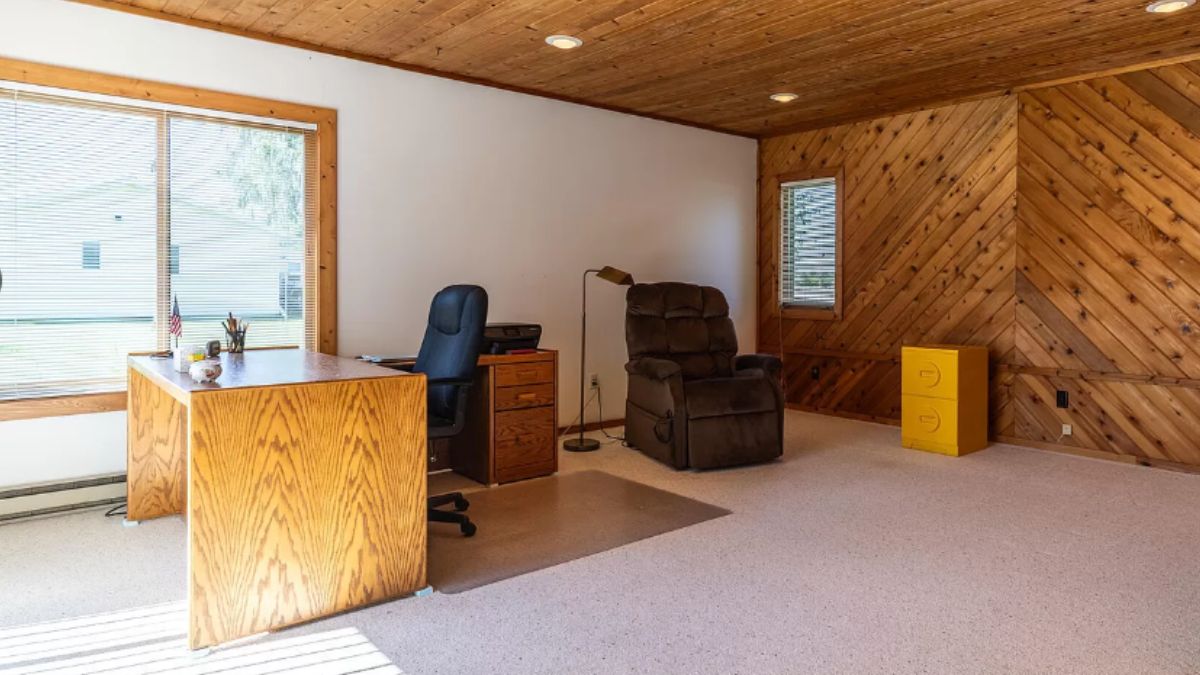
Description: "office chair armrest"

(734, 354), (782, 381)
(625, 357), (682, 382)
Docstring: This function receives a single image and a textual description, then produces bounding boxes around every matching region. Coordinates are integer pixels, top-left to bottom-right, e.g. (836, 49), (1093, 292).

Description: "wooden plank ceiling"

(86, 0), (1200, 137)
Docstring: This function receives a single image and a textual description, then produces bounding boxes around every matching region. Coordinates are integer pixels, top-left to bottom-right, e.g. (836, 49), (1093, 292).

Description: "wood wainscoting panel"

(186, 376), (427, 649)
(126, 367), (187, 521)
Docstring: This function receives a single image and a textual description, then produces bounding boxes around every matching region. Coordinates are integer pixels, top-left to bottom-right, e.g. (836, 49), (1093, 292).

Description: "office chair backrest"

(626, 282), (738, 381)
(413, 285), (489, 421)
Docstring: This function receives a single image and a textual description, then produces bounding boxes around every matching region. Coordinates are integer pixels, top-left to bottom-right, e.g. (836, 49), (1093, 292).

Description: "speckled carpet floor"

(2, 411), (1200, 674)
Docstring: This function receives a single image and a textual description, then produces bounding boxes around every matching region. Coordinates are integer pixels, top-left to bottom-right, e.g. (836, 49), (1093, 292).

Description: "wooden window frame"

(776, 167), (843, 321)
(0, 57), (338, 422)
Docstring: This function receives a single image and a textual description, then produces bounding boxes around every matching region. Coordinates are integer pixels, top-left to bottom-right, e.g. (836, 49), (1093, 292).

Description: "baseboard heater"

(0, 474), (126, 523)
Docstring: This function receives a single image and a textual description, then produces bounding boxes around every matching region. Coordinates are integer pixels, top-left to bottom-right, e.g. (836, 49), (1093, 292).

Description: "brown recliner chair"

(624, 282), (784, 470)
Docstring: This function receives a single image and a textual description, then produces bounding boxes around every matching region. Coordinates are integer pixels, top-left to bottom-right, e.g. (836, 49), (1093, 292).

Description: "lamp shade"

(596, 266), (634, 285)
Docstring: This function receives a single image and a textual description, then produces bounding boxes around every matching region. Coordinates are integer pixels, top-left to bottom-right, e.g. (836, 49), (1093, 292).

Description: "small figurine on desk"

(189, 358), (223, 383)
(224, 313), (248, 354)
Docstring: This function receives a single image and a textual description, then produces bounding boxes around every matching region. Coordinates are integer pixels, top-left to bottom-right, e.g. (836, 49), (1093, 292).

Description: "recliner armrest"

(734, 354), (782, 380)
(625, 357), (682, 382)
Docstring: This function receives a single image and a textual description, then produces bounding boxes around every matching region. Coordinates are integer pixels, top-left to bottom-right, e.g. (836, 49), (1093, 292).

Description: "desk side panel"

(126, 367), (187, 520)
(187, 375), (427, 648)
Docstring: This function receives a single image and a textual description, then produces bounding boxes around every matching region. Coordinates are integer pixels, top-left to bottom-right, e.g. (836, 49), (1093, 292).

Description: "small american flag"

(169, 296), (182, 340)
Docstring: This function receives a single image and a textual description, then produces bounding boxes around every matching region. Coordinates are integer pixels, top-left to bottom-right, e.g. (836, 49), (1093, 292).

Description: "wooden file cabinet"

(449, 350), (559, 485)
(901, 345), (988, 456)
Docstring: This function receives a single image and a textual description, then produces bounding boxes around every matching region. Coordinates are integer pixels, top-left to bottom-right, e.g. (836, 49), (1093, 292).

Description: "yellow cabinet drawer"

(901, 347), (960, 400)
(901, 395), (959, 454)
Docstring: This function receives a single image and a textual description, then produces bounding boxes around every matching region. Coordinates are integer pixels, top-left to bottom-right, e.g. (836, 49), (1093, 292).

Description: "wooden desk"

(126, 350), (428, 649)
(448, 350), (559, 485)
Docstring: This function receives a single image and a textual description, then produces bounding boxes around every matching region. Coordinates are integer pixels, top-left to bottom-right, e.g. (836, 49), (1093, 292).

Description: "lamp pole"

(563, 266), (633, 452)
(564, 269), (601, 452)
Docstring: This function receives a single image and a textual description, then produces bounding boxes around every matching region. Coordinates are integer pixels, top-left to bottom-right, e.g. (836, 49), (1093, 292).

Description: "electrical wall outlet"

(1056, 390), (1069, 409)
(589, 373), (600, 389)
(1062, 423), (1072, 437)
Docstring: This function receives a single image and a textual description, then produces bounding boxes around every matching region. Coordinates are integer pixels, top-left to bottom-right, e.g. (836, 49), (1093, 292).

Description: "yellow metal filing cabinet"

(901, 345), (989, 456)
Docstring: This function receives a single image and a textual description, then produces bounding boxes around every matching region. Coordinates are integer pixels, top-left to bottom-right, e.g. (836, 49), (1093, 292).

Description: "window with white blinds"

(780, 176), (839, 312)
(0, 84), (317, 401)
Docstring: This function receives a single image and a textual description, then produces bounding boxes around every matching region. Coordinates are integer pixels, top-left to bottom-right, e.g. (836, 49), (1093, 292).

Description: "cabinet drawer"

(901, 395), (959, 455)
(495, 361), (554, 387)
(901, 347), (959, 400)
(495, 383), (555, 411)
(495, 407), (555, 470)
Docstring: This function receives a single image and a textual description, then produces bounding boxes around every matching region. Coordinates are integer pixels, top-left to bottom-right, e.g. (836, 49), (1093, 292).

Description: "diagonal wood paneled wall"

(759, 59), (1200, 468)
(1014, 63), (1200, 466)
(758, 96), (1018, 429)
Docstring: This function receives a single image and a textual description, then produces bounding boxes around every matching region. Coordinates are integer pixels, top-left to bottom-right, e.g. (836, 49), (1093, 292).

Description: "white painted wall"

(0, 0), (757, 487)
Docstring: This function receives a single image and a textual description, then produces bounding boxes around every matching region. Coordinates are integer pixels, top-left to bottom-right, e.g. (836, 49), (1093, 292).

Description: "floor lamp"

(563, 266), (634, 452)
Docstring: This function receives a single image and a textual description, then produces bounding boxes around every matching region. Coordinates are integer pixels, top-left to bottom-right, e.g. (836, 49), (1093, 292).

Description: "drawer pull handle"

(918, 362), (942, 387)
(517, 393), (538, 400)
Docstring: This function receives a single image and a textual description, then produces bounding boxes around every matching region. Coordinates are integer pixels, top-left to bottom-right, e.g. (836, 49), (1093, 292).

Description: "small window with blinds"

(779, 174), (841, 318)
(0, 82), (319, 401)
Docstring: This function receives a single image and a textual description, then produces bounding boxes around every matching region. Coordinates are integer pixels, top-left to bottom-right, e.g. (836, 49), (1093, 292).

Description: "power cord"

(104, 502), (127, 518)
(557, 387), (599, 444)
(595, 383), (628, 446)
(556, 383), (626, 447)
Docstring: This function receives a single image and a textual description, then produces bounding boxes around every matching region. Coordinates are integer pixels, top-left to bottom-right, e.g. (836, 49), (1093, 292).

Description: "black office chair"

(407, 284), (488, 537)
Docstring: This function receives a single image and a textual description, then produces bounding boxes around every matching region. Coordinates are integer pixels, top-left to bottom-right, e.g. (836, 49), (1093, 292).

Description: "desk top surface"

(129, 349), (410, 397)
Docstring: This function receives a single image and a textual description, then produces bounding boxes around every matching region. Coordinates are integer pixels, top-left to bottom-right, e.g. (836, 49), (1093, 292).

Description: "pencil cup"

(226, 328), (246, 354)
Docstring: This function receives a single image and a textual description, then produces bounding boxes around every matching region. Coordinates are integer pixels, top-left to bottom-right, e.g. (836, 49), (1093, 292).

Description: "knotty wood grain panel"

(86, 0), (1200, 136)
(186, 375), (427, 649)
(1012, 61), (1200, 465)
(759, 97), (1018, 431)
(126, 367), (187, 521)
(759, 57), (1200, 467)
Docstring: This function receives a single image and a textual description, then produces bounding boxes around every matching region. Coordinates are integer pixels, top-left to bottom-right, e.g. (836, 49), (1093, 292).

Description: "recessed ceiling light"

(1147, 0), (1194, 13)
(546, 35), (583, 50)
(770, 92), (799, 103)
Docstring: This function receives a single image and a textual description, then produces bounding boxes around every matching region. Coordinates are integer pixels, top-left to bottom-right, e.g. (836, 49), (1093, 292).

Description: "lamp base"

(562, 437), (601, 452)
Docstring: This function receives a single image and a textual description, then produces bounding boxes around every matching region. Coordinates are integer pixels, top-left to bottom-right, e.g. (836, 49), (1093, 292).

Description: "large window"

(780, 173), (841, 319)
(0, 82), (319, 401)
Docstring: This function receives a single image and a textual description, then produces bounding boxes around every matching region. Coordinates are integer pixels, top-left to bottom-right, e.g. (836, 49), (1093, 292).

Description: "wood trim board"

(0, 56), (338, 421)
(776, 167), (845, 321)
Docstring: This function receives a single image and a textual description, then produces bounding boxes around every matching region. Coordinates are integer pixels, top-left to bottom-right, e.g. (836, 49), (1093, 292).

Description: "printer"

(482, 323), (542, 354)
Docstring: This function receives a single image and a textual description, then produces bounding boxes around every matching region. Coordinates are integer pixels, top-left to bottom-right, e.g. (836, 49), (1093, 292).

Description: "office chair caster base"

(429, 500), (476, 537)
(453, 496), (469, 512)
(563, 437), (601, 452)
